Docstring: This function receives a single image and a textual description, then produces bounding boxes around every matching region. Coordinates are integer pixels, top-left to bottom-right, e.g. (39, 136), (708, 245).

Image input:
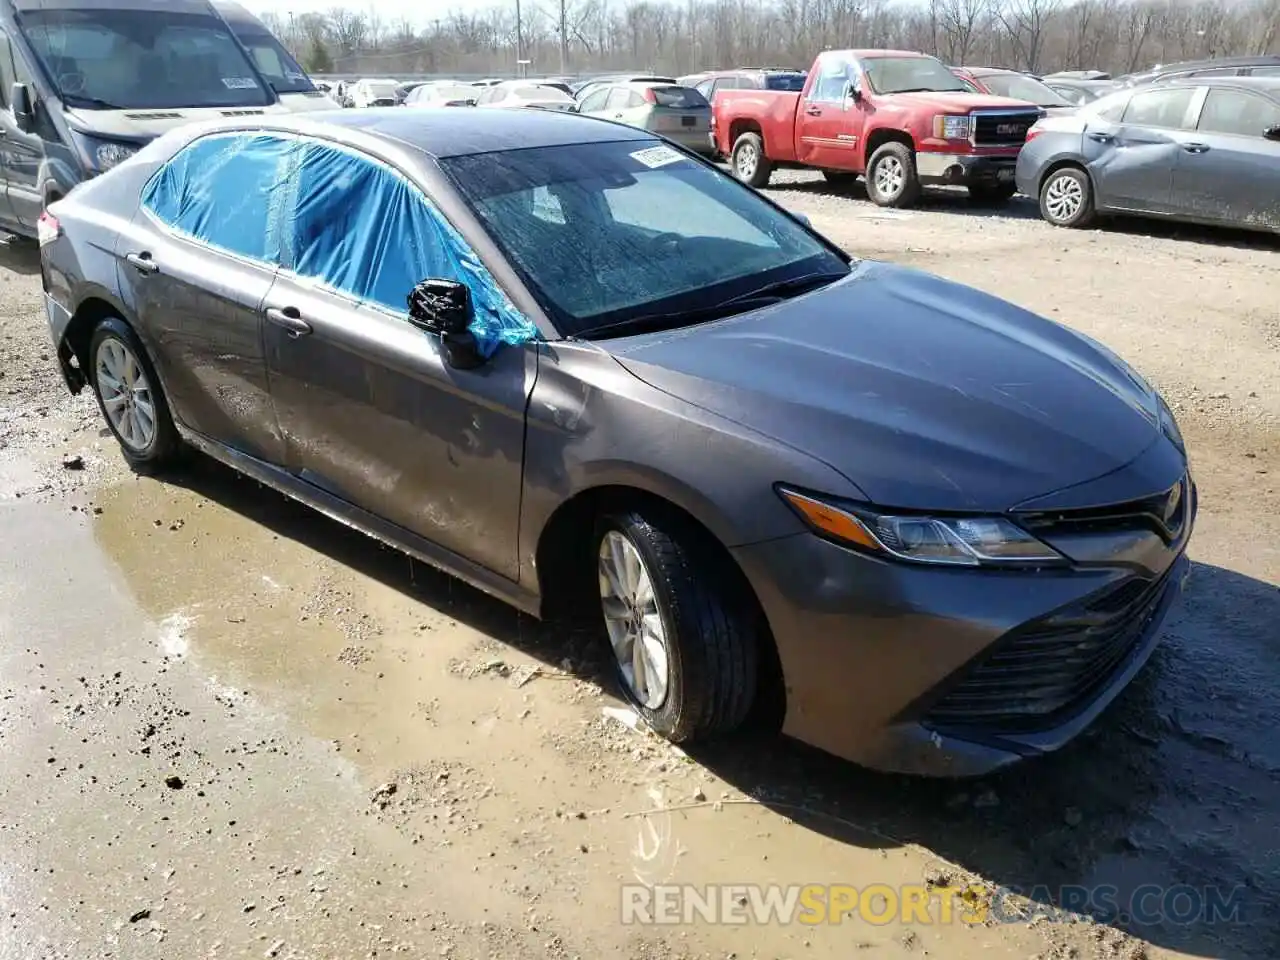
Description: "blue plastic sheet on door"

(141, 132), (538, 357)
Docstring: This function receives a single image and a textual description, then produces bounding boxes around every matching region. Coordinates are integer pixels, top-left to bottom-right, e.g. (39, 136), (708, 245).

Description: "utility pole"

(558, 0), (567, 74)
(515, 0), (524, 77)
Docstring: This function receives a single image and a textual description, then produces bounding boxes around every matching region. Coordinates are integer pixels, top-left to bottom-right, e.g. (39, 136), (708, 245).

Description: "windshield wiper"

(63, 94), (124, 110)
(571, 271), (846, 341)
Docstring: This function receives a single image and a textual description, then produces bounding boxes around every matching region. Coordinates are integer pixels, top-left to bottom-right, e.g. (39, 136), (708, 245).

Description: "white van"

(212, 0), (338, 113)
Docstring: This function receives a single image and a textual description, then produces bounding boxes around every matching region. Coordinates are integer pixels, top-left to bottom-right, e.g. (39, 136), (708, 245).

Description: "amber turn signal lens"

(778, 489), (881, 551)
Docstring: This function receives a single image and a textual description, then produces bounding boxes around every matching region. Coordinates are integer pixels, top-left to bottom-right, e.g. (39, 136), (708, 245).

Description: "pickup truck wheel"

(731, 133), (772, 188)
(865, 142), (921, 208)
(1039, 167), (1096, 228)
(968, 182), (1016, 204)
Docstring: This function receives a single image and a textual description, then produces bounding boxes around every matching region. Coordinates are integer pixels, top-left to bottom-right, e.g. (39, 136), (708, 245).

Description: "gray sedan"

(41, 109), (1194, 777)
(1017, 77), (1280, 232)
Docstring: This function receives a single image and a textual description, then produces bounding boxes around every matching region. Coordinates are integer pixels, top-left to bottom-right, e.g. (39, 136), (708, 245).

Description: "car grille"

(971, 110), (1041, 147)
(1016, 475), (1192, 545)
(924, 562), (1179, 733)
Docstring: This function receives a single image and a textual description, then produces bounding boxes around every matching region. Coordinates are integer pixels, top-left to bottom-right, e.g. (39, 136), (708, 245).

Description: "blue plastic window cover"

(140, 132), (538, 357)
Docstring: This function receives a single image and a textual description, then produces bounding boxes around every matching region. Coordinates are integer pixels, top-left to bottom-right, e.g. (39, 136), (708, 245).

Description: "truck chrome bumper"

(916, 152), (1018, 186)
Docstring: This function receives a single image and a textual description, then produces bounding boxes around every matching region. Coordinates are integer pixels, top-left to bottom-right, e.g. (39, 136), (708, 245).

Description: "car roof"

(1149, 54), (1280, 72)
(225, 108), (654, 159)
(966, 67), (1032, 77)
(1166, 75), (1280, 95)
(14, 0), (211, 10)
(842, 49), (933, 60)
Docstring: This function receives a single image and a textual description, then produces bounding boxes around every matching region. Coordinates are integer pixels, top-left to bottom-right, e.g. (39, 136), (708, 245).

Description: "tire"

(89, 317), (181, 474)
(968, 182), (1017, 204)
(1039, 166), (1096, 228)
(730, 132), (773, 188)
(865, 141), (921, 208)
(595, 509), (758, 742)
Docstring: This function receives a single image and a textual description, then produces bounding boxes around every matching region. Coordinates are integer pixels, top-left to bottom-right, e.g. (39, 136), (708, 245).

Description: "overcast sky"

(240, 0), (498, 27)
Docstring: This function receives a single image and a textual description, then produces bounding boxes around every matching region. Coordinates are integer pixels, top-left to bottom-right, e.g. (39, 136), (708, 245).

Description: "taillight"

(37, 210), (60, 246)
(641, 87), (657, 104)
(1024, 123), (1045, 143)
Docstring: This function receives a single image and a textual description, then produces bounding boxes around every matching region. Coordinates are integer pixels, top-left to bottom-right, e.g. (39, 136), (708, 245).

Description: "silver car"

(1016, 77), (1280, 232)
(576, 81), (714, 157)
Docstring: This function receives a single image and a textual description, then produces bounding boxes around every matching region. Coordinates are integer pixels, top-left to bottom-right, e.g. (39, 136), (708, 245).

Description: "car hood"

(608, 261), (1161, 512)
(63, 103), (290, 140)
(884, 90), (1039, 112)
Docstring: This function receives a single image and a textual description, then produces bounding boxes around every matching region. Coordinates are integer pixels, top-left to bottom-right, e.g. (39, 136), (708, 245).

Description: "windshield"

(864, 56), (970, 94)
(409, 84), (475, 104)
(516, 85), (573, 101)
(234, 25), (314, 94)
(441, 140), (849, 338)
(650, 85), (708, 108)
(18, 7), (272, 109)
(977, 72), (1072, 106)
(765, 73), (807, 91)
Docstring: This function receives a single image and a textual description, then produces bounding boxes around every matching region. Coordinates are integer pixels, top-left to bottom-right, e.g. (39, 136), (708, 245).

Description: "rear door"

(114, 132), (288, 464)
(1084, 85), (1197, 213)
(576, 86), (610, 118)
(1170, 86), (1280, 229)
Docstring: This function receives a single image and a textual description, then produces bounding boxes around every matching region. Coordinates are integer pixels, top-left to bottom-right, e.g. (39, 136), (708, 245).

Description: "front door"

(0, 32), (45, 231)
(1170, 86), (1280, 228)
(795, 52), (865, 170)
(261, 141), (534, 581)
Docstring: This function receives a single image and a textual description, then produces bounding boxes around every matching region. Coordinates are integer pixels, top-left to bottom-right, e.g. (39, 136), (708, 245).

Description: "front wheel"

(90, 317), (182, 473)
(730, 132), (773, 188)
(968, 181), (1017, 204)
(1039, 166), (1096, 228)
(865, 142), (922, 208)
(596, 510), (758, 742)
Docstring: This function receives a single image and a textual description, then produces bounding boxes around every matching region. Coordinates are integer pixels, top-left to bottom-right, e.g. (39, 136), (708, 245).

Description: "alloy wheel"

(736, 143), (758, 180)
(95, 337), (157, 453)
(1044, 173), (1084, 222)
(874, 156), (905, 199)
(598, 530), (670, 709)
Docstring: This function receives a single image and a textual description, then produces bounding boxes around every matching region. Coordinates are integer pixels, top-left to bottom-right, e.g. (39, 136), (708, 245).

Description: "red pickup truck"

(712, 49), (1044, 207)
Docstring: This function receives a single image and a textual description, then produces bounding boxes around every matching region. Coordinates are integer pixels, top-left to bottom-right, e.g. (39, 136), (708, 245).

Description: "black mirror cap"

(11, 82), (33, 132)
(1265, 124), (1280, 141)
(407, 278), (486, 369)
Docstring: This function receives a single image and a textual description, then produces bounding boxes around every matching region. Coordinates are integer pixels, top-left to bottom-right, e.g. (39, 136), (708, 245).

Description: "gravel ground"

(0, 181), (1276, 960)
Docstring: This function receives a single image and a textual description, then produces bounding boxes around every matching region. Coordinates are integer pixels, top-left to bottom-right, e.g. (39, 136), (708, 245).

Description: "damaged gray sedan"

(40, 109), (1194, 777)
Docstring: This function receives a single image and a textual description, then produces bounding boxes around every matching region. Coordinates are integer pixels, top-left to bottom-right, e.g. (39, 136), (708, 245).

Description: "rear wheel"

(865, 142), (921, 208)
(1039, 166), (1096, 228)
(595, 509), (758, 742)
(89, 317), (181, 473)
(968, 181), (1017, 204)
(731, 132), (773, 188)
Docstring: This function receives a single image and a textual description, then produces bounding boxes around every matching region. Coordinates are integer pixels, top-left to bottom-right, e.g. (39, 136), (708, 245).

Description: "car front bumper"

(730, 482), (1195, 777)
(916, 151), (1019, 188)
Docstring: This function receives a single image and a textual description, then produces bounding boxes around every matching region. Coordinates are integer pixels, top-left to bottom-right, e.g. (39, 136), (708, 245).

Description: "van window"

(230, 24), (314, 94)
(17, 7), (271, 109)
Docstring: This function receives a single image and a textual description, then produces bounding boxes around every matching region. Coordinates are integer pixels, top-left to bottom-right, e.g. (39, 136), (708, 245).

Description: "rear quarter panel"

(714, 90), (802, 161)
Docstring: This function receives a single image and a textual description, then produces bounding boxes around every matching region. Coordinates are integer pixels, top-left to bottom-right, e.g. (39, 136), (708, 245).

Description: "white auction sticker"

(629, 145), (685, 169)
(221, 77), (257, 89)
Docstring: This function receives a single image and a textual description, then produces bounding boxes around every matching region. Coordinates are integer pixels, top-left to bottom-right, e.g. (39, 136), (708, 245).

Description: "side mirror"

(11, 82), (33, 133)
(407, 278), (485, 369)
(845, 81), (863, 103)
(1265, 124), (1280, 141)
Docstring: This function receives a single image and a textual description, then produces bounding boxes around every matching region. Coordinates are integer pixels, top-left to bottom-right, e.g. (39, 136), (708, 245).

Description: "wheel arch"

(532, 482), (786, 732)
(59, 288), (132, 393)
(728, 118), (764, 152)
(1038, 157), (1095, 199)
(861, 127), (915, 168)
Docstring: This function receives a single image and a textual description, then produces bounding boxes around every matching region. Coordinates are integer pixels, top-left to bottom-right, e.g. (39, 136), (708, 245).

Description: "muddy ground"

(0, 179), (1276, 960)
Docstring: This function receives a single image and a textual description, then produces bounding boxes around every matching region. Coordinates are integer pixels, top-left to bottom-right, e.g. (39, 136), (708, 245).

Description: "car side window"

(694, 79), (713, 97)
(489, 87), (508, 103)
(1248, 66), (1280, 76)
(579, 88), (608, 112)
(281, 140), (536, 350)
(1121, 88), (1195, 128)
(1196, 88), (1280, 137)
(627, 91), (646, 108)
(605, 87), (632, 110)
(1093, 95), (1128, 121)
(810, 52), (854, 102)
(475, 86), (493, 104)
(141, 132), (293, 263)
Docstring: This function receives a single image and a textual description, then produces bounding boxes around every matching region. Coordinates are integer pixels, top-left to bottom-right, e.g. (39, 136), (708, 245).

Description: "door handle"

(1182, 142), (1210, 153)
(125, 251), (158, 274)
(1087, 131), (1114, 143)
(265, 306), (313, 338)
(805, 105), (822, 116)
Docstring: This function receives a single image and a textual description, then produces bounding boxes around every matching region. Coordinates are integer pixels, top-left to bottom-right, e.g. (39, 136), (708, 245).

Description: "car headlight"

(1156, 394), (1185, 455)
(777, 487), (1065, 567)
(932, 114), (973, 140)
(94, 141), (138, 171)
